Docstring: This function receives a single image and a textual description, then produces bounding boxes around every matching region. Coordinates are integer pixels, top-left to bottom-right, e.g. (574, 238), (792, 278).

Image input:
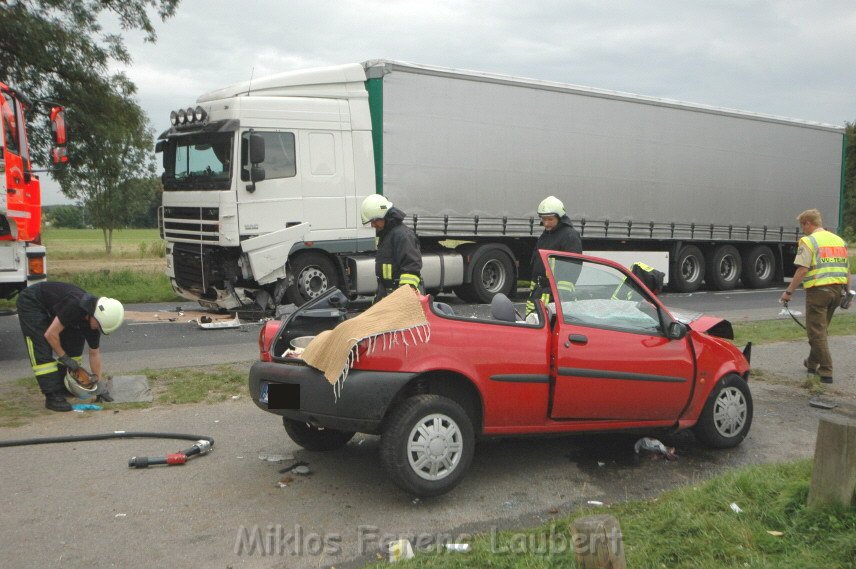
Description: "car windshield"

(163, 133), (233, 190)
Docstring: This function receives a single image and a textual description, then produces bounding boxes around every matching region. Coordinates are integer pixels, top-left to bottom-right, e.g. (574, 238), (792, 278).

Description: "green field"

(42, 227), (164, 259)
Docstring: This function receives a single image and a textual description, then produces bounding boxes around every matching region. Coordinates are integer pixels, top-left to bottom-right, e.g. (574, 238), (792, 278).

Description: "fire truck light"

(193, 106), (207, 122)
(177, 109), (187, 124)
(170, 110), (178, 126)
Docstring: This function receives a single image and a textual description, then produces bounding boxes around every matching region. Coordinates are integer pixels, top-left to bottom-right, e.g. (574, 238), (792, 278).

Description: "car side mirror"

(666, 321), (688, 340)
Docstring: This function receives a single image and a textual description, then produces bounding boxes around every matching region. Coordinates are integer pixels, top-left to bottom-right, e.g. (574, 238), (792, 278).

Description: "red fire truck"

(1, 81), (67, 298)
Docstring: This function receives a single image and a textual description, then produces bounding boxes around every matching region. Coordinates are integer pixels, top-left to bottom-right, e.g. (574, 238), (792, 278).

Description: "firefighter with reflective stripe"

(612, 262), (665, 300)
(16, 282), (124, 412)
(526, 196), (583, 315)
(360, 195), (423, 302)
(779, 209), (850, 383)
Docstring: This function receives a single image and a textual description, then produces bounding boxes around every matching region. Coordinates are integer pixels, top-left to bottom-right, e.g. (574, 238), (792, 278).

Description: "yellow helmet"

(93, 297), (124, 334)
(360, 194), (393, 224)
(537, 196), (565, 218)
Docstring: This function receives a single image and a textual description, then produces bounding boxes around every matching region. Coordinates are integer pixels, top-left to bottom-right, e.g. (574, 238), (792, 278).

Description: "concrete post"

(808, 415), (856, 508)
(571, 514), (627, 569)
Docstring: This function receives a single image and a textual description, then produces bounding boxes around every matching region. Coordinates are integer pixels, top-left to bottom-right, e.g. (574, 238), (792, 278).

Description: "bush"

(48, 205), (85, 229)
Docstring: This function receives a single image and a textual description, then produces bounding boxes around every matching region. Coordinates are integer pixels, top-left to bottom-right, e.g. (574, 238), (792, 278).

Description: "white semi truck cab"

(158, 63), (474, 309)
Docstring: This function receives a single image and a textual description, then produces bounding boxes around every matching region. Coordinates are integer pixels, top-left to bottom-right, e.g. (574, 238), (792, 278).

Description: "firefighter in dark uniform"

(526, 196), (583, 315)
(16, 282), (124, 412)
(360, 194), (422, 301)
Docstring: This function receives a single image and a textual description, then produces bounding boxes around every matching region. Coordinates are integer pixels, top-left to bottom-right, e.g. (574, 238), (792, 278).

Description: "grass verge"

(374, 460), (855, 569)
(0, 362), (251, 428)
(731, 313), (856, 345)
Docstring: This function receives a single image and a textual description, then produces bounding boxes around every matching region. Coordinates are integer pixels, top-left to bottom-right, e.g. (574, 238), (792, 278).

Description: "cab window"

(550, 256), (662, 334)
(242, 131), (296, 180)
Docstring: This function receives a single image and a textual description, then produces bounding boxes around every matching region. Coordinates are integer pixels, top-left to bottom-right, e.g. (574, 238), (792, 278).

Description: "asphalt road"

(0, 285), (850, 569)
(0, 287), (792, 382)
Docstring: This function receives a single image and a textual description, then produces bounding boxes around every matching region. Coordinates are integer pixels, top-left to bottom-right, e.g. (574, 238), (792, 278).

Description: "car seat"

(490, 293), (518, 322)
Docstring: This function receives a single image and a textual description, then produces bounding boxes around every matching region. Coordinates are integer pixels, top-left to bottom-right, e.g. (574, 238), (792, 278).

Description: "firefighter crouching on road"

(526, 196), (583, 316)
(17, 282), (124, 412)
(779, 209), (851, 384)
(360, 195), (423, 302)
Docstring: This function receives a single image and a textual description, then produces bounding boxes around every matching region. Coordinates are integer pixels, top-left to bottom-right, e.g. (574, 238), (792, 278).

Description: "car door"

(544, 252), (694, 421)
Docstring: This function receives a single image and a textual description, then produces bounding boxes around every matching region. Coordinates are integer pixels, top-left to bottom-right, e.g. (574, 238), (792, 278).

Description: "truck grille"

(172, 243), (232, 292)
(163, 206), (220, 243)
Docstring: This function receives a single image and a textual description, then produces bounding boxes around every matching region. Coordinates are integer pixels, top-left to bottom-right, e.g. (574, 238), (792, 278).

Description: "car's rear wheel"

(693, 374), (753, 448)
(380, 395), (474, 497)
(282, 418), (355, 451)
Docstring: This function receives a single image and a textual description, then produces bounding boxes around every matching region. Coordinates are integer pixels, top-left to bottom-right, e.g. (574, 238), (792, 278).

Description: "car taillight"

(258, 320), (280, 362)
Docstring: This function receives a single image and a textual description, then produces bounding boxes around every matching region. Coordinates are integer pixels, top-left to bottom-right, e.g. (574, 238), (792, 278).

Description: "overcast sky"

(42, 0), (856, 204)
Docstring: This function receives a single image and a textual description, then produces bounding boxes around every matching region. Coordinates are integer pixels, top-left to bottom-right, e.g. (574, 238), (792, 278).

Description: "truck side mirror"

(248, 133), (265, 164)
(250, 165), (266, 183)
(49, 106), (68, 166)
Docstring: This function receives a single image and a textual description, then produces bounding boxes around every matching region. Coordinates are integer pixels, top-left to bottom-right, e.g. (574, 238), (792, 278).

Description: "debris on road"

(730, 502), (743, 514)
(587, 500), (604, 507)
(277, 475), (294, 488)
(258, 452), (293, 463)
(444, 543), (470, 552)
(809, 398), (838, 410)
(634, 437), (678, 460)
(278, 460), (309, 474)
(72, 404), (102, 412)
(387, 539), (414, 562)
(767, 530), (784, 537)
(197, 313), (241, 329)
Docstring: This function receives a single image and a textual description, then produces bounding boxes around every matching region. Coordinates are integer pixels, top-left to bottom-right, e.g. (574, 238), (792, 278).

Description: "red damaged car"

(249, 251), (752, 497)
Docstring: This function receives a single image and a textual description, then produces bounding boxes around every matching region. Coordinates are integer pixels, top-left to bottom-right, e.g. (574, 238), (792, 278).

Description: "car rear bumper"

(248, 361), (415, 434)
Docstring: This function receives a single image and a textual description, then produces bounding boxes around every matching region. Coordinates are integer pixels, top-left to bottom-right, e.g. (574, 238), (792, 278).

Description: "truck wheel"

(455, 249), (514, 303)
(380, 394), (475, 497)
(706, 245), (742, 291)
(285, 252), (340, 306)
(741, 246), (775, 288)
(693, 374), (752, 448)
(282, 418), (355, 451)
(671, 245), (705, 292)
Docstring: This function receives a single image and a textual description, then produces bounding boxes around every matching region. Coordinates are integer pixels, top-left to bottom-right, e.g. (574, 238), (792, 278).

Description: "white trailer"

(157, 60), (845, 309)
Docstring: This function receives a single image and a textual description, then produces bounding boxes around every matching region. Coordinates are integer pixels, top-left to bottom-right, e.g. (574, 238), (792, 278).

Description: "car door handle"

(567, 334), (588, 345)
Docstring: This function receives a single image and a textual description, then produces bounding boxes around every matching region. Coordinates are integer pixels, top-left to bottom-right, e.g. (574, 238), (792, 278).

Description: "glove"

(58, 355), (80, 372)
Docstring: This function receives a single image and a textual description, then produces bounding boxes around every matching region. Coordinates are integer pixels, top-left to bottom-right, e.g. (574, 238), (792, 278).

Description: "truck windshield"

(163, 133), (233, 190)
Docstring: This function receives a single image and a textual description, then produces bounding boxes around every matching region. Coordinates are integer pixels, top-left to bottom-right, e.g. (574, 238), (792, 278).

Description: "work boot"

(44, 392), (72, 412)
(820, 376), (833, 384)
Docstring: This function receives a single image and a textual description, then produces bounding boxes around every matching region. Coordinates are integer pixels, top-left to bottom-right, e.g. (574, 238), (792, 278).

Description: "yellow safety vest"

(801, 230), (849, 288)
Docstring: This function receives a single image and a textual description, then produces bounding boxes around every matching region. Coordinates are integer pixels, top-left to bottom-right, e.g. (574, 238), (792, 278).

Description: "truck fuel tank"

(346, 252), (464, 294)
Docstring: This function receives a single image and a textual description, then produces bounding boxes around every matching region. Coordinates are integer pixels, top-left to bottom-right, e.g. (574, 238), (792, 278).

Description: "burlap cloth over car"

(301, 286), (430, 398)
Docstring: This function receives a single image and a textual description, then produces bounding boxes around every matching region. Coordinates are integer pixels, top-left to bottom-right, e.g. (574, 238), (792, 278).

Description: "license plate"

(259, 382), (300, 410)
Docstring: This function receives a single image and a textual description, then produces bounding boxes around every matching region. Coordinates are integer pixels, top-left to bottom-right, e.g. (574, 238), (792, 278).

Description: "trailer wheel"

(380, 395), (474, 497)
(741, 245), (775, 288)
(454, 249), (514, 303)
(706, 245), (742, 291)
(671, 245), (706, 292)
(283, 418), (355, 451)
(285, 252), (340, 306)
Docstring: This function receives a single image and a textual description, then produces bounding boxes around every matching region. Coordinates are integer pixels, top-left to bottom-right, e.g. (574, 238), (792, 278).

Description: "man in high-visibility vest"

(779, 209), (851, 384)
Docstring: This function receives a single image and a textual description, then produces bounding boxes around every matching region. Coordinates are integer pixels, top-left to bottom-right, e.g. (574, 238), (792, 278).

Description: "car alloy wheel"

(712, 385), (748, 438)
(406, 413), (464, 481)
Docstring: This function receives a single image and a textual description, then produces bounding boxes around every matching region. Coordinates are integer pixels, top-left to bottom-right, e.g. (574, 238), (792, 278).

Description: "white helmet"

(93, 297), (124, 334)
(64, 369), (97, 400)
(537, 196), (566, 218)
(360, 194), (393, 224)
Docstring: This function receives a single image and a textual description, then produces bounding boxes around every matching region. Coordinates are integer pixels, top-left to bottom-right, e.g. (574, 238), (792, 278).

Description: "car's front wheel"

(693, 374), (753, 448)
(282, 418), (355, 451)
(380, 395), (475, 497)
